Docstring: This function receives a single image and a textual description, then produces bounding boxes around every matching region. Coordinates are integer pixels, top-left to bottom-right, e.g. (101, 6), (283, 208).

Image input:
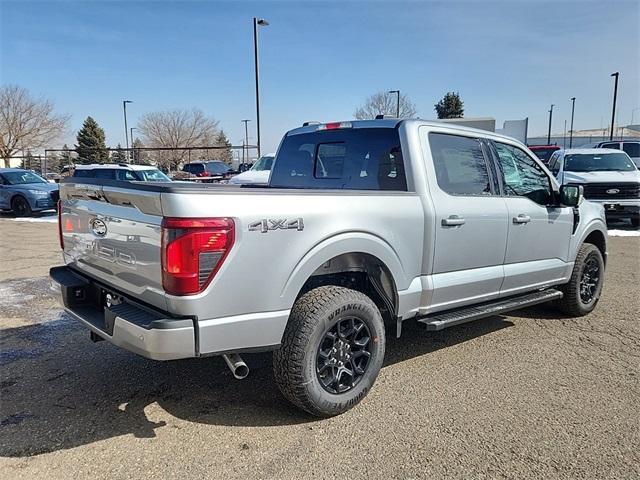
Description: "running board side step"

(418, 289), (563, 331)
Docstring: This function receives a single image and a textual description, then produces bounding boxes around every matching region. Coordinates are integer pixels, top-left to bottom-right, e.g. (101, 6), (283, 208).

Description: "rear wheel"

(273, 286), (385, 417)
(557, 243), (604, 316)
(11, 196), (32, 217)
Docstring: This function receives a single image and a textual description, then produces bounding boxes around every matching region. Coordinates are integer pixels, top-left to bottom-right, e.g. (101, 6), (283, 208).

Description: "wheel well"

(297, 253), (398, 323)
(584, 230), (606, 264)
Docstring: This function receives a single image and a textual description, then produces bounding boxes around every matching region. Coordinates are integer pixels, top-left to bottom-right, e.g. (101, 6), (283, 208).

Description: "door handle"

(442, 215), (466, 226)
(513, 214), (531, 224)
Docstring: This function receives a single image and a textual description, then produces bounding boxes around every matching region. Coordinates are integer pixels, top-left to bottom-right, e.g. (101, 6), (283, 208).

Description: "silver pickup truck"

(51, 119), (608, 417)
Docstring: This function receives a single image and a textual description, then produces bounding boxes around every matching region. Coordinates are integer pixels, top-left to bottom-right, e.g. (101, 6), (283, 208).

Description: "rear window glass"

(73, 169), (95, 178)
(270, 128), (407, 191)
(183, 164), (204, 173)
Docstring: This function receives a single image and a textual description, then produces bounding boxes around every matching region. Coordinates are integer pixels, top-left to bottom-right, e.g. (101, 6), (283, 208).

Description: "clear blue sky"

(1, 0), (638, 153)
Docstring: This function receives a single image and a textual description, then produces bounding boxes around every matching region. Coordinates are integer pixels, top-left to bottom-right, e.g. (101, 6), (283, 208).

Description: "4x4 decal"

(248, 218), (304, 233)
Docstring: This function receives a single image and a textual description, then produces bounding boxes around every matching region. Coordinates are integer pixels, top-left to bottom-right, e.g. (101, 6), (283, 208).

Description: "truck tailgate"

(60, 181), (167, 311)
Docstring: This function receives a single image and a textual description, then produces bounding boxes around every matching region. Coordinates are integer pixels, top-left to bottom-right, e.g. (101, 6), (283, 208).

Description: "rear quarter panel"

(160, 190), (425, 320)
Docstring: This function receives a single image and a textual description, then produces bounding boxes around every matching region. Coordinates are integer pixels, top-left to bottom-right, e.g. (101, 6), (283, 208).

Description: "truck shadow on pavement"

(0, 311), (512, 458)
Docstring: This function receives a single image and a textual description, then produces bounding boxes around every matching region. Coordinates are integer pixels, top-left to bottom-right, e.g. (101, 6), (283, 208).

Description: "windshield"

(205, 161), (232, 174)
(137, 169), (171, 182)
(250, 155), (275, 172)
(564, 152), (637, 172)
(2, 170), (48, 185)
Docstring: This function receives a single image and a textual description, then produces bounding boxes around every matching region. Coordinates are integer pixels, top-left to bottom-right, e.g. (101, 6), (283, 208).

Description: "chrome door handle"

(513, 214), (531, 224)
(442, 215), (466, 226)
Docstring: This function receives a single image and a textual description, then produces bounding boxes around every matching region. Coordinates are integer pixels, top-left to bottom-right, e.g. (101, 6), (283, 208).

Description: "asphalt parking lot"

(1, 214), (639, 479)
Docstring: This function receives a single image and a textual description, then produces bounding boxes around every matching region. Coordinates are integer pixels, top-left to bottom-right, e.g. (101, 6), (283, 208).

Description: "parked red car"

(528, 145), (560, 164)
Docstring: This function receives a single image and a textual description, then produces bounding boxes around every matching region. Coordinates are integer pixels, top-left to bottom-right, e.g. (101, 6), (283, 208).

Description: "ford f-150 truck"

(51, 119), (608, 417)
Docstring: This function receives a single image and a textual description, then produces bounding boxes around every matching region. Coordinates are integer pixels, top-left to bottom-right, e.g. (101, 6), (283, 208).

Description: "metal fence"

(17, 144), (260, 174)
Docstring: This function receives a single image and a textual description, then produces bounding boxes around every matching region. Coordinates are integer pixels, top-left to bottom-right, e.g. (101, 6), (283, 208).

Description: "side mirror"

(560, 184), (583, 207)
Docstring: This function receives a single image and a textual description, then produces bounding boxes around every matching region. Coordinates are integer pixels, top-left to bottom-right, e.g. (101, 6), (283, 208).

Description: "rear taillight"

(161, 217), (234, 296)
(197, 171), (211, 177)
(57, 201), (64, 249)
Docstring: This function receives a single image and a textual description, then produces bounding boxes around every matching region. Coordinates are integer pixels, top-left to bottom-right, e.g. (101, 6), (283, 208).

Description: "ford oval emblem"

(91, 218), (107, 236)
(606, 188), (620, 195)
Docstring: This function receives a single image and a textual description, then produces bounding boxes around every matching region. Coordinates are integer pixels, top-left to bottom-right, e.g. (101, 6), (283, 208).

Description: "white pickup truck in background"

(51, 119), (608, 416)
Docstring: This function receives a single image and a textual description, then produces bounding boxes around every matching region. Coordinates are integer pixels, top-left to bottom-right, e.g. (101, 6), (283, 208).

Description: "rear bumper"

(49, 266), (195, 360)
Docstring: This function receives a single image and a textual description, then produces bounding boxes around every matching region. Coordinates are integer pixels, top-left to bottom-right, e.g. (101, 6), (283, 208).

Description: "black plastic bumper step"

(418, 289), (563, 331)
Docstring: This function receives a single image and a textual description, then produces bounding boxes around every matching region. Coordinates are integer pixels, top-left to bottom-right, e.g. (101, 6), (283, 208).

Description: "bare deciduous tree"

(0, 85), (70, 168)
(138, 108), (220, 170)
(354, 91), (417, 120)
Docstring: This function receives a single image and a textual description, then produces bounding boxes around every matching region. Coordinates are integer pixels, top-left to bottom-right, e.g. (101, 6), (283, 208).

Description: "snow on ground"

(608, 229), (640, 237)
(11, 216), (57, 223)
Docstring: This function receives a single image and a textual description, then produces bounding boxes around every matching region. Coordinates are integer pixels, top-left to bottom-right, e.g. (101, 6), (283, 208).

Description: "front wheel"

(11, 196), (32, 217)
(557, 243), (605, 316)
(273, 286), (385, 417)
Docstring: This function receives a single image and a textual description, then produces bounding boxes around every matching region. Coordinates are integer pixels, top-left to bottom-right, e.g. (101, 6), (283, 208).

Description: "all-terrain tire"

(557, 243), (604, 317)
(273, 286), (385, 417)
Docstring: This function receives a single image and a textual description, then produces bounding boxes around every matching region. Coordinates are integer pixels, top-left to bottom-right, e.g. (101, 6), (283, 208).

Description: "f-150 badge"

(248, 218), (304, 233)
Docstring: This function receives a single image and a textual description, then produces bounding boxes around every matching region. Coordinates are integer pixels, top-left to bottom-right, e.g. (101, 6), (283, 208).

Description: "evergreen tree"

(434, 92), (464, 119)
(76, 116), (108, 163)
(60, 143), (73, 171)
(215, 130), (233, 164)
(111, 143), (127, 163)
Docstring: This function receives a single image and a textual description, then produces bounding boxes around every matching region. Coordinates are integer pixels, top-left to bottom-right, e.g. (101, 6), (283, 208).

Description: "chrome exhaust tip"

(222, 353), (249, 380)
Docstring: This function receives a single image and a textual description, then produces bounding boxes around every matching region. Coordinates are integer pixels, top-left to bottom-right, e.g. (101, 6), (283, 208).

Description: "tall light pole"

(547, 104), (554, 145)
(253, 17), (269, 158)
(389, 90), (400, 117)
(241, 119), (250, 164)
(609, 72), (619, 141)
(123, 100), (133, 158)
(130, 127), (137, 163)
(569, 97), (576, 148)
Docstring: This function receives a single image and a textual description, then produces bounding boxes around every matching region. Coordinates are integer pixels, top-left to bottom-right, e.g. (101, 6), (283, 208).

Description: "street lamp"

(388, 90), (400, 117)
(241, 119), (250, 164)
(547, 104), (554, 145)
(122, 100), (133, 158)
(130, 127), (137, 163)
(253, 17), (269, 158)
(609, 72), (619, 141)
(569, 97), (576, 148)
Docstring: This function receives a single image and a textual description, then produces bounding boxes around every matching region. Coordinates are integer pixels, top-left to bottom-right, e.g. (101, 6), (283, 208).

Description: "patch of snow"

(608, 229), (640, 237)
(11, 216), (57, 223)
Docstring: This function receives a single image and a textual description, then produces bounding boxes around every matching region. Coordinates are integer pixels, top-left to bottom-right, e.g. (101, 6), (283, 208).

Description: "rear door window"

(600, 142), (620, 150)
(428, 133), (492, 196)
(270, 127), (407, 191)
(94, 169), (116, 180)
(622, 142), (639, 157)
(73, 169), (95, 178)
